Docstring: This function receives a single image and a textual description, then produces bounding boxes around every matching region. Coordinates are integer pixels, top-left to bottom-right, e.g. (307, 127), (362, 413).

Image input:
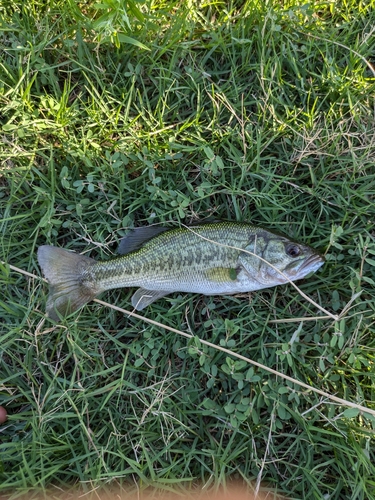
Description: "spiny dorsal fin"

(118, 226), (169, 255)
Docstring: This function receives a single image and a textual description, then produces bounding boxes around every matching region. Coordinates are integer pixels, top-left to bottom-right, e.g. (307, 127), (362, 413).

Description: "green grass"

(1, 0), (375, 498)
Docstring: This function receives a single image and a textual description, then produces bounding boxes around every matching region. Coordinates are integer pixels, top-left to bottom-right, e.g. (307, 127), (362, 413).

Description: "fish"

(37, 221), (324, 321)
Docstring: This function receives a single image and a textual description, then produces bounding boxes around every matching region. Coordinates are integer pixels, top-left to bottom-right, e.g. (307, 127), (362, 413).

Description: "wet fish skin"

(37, 222), (324, 320)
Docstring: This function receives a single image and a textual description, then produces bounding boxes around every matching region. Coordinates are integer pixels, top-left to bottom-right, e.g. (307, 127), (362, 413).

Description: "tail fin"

(37, 245), (98, 321)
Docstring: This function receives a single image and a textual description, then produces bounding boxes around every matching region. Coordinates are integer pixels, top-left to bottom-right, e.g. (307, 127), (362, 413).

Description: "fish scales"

(88, 224), (249, 291)
(92, 226), (252, 287)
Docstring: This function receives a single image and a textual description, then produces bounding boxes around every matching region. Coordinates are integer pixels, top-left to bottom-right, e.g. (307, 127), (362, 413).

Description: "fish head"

(261, 237), (325, 284)
(241, 233), (325, 286)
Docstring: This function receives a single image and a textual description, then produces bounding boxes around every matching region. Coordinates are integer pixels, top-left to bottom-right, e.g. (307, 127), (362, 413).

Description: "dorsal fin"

(118, 226), (169, 255)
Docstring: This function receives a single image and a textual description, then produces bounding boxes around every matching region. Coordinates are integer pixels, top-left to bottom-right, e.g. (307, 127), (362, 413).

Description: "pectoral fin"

(131, 288), (172, 310)
(205, 267), (239, 283)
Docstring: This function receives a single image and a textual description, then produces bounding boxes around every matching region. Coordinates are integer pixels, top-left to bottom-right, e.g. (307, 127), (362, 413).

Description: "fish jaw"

(283, 253), (325, 282)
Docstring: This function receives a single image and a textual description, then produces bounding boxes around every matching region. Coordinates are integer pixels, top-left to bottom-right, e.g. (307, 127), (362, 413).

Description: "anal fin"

(131, 288), (172, 310)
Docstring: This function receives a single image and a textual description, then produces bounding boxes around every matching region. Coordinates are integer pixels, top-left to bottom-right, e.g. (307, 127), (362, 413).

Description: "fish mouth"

(296, 253), (325, 277)
(283, 253), (324, 281)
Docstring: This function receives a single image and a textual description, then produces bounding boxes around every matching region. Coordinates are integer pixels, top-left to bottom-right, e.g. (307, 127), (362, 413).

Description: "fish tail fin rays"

(37, 246), (97, 321)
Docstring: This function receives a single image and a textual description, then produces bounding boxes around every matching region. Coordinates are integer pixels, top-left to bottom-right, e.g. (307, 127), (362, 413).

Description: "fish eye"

(286, 244), (301, 258)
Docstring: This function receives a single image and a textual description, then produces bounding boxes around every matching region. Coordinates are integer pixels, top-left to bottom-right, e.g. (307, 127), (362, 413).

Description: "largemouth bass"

(37, 222), (324, 320)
